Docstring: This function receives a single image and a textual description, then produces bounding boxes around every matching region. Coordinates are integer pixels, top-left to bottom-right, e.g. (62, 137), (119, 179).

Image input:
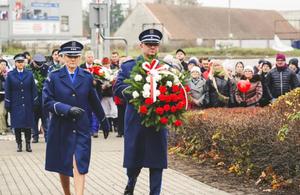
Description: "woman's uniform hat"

(139, 29), (163, 44)
(59, 41), (84, 56)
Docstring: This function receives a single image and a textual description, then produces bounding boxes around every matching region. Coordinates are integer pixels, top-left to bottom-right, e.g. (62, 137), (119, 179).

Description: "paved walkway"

(0, 133), (230, 195)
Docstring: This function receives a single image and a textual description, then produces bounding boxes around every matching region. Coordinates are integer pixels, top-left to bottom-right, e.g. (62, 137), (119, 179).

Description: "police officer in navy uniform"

(5, 54), (38, 152)
(43, 41), (110, 195)
(113, 29), (167, 195)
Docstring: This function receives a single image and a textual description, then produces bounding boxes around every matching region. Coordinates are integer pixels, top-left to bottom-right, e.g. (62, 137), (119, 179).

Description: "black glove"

(101, 118), (110, 139)
(68, 107), (85, 118)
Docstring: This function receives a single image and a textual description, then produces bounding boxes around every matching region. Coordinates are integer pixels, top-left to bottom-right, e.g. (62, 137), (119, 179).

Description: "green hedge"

(169, 88), (300, 190)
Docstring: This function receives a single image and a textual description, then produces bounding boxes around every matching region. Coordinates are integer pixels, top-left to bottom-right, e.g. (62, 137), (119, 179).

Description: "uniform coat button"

(72, 118), (76, 122)
(72, 94), (76, 97)
(22, 104), (25, 106)
(73, 130), (76, 133)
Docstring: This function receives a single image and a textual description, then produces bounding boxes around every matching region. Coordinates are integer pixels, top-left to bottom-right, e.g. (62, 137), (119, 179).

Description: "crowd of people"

(0, 34), (300, 194)
(165, 49), (300, 109)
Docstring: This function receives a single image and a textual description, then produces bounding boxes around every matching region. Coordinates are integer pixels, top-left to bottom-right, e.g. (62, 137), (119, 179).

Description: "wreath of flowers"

(124, 57), (190, 131)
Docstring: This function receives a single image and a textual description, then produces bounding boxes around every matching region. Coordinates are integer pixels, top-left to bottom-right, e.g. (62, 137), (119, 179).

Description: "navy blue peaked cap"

(60, 41), (84, 56)
(14, 53), (26, 61)
(139, 29), (163, 44)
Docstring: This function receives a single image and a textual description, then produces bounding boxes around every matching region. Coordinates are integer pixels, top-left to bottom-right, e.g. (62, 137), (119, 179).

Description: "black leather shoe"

(116, 134), (122, 138)
(124, 186), (134, 195)
(17, 143), (22, 152)
(26, 143), (32, 152)
(32, 139), (38, 143)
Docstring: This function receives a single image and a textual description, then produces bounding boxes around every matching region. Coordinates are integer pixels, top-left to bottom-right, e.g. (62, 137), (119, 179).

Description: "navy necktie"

(19, 72), (23, 79)
(70, 74), (74, 78)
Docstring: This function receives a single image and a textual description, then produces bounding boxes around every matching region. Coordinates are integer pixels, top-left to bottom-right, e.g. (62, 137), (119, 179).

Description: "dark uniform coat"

(43, 66), (107, 177)
(113, 56), (168, 169)
(4, 69), (38, 128)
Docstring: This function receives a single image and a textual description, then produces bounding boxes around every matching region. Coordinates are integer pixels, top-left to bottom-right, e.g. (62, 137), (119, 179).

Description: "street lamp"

(228, 0), (233, 39)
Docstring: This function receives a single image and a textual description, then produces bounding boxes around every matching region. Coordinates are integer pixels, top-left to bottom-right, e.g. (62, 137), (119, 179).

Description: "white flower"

(156, 74), (162, 81)
(142, 90), (150, 98)
(155, 90), (161, 97)
(146, 75), (151, 83)
(166, 81), (173, 87)
(134, 74), (143, 82)
(34, 79), (38, 84)
(132, 91), (139, 98)
(174, 78), (180, 85)
(143, 83), (151, 91)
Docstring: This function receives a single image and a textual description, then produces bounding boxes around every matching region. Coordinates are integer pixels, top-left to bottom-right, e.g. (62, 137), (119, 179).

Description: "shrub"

(169, 88), (300, 190)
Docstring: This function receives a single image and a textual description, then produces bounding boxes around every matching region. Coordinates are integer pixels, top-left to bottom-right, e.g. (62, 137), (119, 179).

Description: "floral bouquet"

(124, 58), (190, 131)
(87, 65), (106, 81)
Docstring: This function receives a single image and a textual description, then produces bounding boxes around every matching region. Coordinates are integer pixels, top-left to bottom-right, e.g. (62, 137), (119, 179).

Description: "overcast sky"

(82, 0), (300, 11)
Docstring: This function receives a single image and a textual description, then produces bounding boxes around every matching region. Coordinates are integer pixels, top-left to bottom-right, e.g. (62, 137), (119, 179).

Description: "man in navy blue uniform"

(43, 41), (110, 195)
(113, 29), (167, 195)
(5, 54), (38, 152)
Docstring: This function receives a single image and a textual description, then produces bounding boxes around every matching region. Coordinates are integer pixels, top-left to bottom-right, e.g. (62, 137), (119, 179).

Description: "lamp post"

(228, 0), (233, 39)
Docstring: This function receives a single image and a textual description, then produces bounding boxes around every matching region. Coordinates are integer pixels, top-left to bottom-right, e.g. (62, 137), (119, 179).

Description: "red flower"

(139, 105), (148, 114)
(170, 94), (178, 102)
(172, 85), (180, 93)
(145, 98), (153, 105)
(176, 101), (185, 110)
(170, 106), (177, 113)
(114, 96), (123, 105)
(163, 104), (170, 112)
(155, 107), (164, 115)
(185, 85), (191, 92)
(160, 117), (168, 124)
(159, 86), (167, 94)
(177, 93), (185, 101)
(158, 94), (166, 101)
(164, 95), (171, 103)
(174, 120), (182, 127)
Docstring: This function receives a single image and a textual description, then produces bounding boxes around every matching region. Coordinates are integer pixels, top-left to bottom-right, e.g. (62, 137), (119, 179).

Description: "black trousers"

(15, 128), (31, 144)
(117, 104), (126, 136)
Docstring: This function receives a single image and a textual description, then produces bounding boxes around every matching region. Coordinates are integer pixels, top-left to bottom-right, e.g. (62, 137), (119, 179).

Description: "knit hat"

(191, 66), (201, 73)
(102, 57), (110, 65)
(289, 58), (298, 67)
(244, 66), (254, 73)
(276, 53), (286, 61)
(262, 60), (272, 69)
(188, 59), (198, 66)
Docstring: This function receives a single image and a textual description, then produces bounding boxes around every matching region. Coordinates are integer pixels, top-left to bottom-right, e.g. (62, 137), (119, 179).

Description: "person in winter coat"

(206, 60), (234, 107)
(288, 58), (300, 82)
(258, 61), (272, 106)
(43, 41), (110, 195)
(5, 54), (38, 152)
(235, 66), (263, 107)
(188, 66), (209, 108)
(266, 53), (299, 100)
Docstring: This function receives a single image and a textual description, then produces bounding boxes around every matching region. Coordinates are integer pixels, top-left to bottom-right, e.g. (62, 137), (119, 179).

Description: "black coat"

(266, 66), (300, 98)
(259, 72), (272, 106)
(206, 76), (233, 107)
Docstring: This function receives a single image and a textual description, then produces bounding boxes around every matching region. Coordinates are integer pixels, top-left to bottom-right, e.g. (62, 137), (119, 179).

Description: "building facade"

(0, 0), (83, 42)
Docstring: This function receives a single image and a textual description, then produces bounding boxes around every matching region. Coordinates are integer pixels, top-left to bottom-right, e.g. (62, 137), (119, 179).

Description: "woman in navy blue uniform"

(42, 41), (110, 195)
(113, 29), (167, 195)
(5, 54), (38, 152)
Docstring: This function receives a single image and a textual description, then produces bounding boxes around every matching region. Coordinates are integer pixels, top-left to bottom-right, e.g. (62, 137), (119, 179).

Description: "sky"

(82, 0), (300, 11)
